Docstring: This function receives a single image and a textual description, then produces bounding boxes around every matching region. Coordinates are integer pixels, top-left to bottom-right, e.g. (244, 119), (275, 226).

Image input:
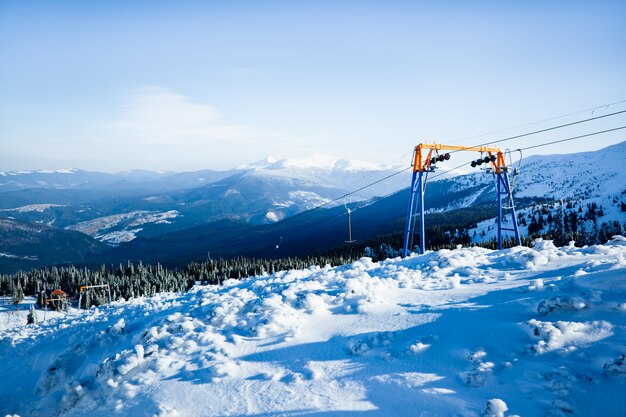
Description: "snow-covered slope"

(0, 218), (108, 273)
(429, 140), (626, 210)
(3, 238), (626, 417)
(513, 141), (625, 200)
(429, 141), (626, 244)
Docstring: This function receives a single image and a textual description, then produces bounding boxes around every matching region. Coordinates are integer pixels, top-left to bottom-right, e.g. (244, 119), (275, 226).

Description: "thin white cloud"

(107, 87), (256, 145)
(84, 86), (289, 170)
(113, 87), (220, 129)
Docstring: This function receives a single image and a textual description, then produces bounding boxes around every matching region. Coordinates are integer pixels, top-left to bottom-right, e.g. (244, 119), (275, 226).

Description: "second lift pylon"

(402, 143), (522, 257)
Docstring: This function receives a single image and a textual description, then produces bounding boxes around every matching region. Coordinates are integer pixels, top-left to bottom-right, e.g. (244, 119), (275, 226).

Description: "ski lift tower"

(402, 143), (522, 257)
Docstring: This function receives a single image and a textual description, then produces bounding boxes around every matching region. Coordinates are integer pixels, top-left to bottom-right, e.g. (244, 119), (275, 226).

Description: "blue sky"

(1, 1), (625, 172)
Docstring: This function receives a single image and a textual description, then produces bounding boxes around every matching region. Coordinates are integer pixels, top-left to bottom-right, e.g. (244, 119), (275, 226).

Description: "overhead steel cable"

(515, 125), (626, 152)
(206, 165), (413, 254)
(454, 109), (626, 151)
(447, 99), (626, 145)
(430, 125), (626, 179)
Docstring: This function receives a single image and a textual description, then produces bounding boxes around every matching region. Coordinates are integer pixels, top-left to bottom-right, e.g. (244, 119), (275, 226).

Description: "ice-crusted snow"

(2, 238), (626, 417)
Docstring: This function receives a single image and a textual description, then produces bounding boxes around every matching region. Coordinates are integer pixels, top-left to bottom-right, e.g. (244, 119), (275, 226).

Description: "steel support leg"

(497, 174), (502, 250)
(501, 173), (522, 246)
(402, 171), (427, 256)
(496, 173), (522, 250)
(417, 172), (426, 254)
(402, 171), (418, 257)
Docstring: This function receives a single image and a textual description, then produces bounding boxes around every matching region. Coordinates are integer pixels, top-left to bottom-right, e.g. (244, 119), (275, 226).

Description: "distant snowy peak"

(34, 168), (79, 174)
(0, 168), (79, 176)
(235, 157), (278, 170)
(269, 154), (339, 170)
(245, 153), (396, 172)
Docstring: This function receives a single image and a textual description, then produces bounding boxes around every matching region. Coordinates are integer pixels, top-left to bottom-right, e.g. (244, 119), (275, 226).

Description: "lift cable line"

(427, 125), (626, 182)
(515, 125), (626, 151)
(446, 109), (626, 155)
(211, 167), (413, 254)
(447, 99), (626, 145)
(211, 123), (626, 255)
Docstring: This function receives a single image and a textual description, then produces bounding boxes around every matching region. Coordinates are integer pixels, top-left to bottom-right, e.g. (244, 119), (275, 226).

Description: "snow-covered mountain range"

(0, 154), (405, 197)
(0, 154), (409, 246)
(1, 142), (625, 272)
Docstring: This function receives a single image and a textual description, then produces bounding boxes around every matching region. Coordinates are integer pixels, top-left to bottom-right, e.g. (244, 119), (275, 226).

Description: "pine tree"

(27, 304), (38, 325)
(549, 204), (568, 246)
(37, 291), (45, 308)
(13, 284), (24, 305)
(578, 219), (599, 246)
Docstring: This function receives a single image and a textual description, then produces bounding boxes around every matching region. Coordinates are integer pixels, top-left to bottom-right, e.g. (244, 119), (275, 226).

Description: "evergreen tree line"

(0, 255), (362, 309)
(521, 200), (624, 247)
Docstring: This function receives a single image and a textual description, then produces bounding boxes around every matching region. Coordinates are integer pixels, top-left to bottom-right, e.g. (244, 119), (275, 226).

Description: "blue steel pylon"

(496, 170), (522, 250)
(402, 168), (522, 257)
(402, 170), (426, 257)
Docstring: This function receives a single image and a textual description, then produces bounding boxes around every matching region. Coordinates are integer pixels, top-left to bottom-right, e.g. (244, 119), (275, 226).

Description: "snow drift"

(2, 238), (626, 416)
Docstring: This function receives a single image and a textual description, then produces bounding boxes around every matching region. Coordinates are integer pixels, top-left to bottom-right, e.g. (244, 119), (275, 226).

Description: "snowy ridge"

(513, 141), (626, 199)
(431, 140), (626, 201)
(0, 203), (66, 213)
(0, 252), (38, 261)
(239, 153), (394, 172)
(34, 168), (79, 174)
(234, 153), (409, 201)
(2, 238), (626, 416)
(66, 210), (179, 244)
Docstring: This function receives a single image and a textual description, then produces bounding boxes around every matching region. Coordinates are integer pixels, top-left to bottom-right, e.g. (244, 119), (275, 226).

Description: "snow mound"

(527, 319), (613, 354)
(483, 398), (508, 417)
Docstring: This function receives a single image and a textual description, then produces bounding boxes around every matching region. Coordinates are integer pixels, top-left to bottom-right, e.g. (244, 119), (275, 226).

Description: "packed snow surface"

(2, 238), (626, 417)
